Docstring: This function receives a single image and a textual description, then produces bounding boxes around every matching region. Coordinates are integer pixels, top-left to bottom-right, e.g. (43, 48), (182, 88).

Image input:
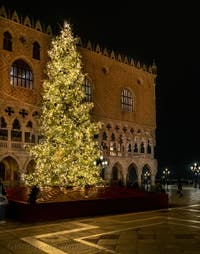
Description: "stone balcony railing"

(0, 140), (154, 159)
(0, 140), (35, 152)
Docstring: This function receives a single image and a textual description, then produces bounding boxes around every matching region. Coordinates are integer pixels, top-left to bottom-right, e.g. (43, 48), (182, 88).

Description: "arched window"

(147, 140), (152, 154)
(84, 77), (92, 102)
(0, 117), (7, 128)
(25, 121), (35, 143)
(10, 60), (33, 89)
(121, 89), (133, 112)
(32, 41), (40, 60)
(102, 132), (107, 140)
(11, 119), (22, 141)
(134, 143), (138, 153)
(140, 142), (145, 153)
(111, 133), (115, 141)
(3, 31), (12, 51)
(0, 117), (8, 140)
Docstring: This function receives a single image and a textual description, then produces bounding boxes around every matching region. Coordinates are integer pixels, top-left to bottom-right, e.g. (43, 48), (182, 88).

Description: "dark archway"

(0, 156), (20, 184)
(127, 164), (138, 187)
(111, 163), (123, 186)
(0, 162), (6, 180)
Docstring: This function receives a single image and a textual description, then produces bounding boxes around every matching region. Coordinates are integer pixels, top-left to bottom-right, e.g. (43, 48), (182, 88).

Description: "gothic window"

(84, 77), (92, 102)
(121, 89), (133, 112)
(140, 142), (145, 153)
(101, 141), (108, 151)
(11, 119), (22, 141)
(134, 143), (138, 153)
(0, 117), (7, 128)
(111, 133), (115, 141)
(128, 144), (132, 152)
(26, 121), (32, 128)
(119, 135), (123, 144)
(12, 119), (20, 130)
(3, 31), (12, 51)
(10, 60), (33, 89)
(102, 131), (107, 140)
(32, 41), (40, 60)
(0, 117), (8, 140)
(25, 132), (35, 143)
(147, 140), (152, 154)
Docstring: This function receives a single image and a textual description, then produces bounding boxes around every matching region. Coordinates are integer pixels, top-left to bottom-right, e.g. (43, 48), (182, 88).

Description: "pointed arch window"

(134, 143), (138, 153)
(140, 142), (145, 153)
(121, 89), (133, 112)
(147, 140), (152, 154)
(0, 117), (8, 140)
(3, 31), (12, 51)
(32, 41), (40, 60)
(11, 119), (22, 141)
(84, 77), (92, 102)
(25, 120), (35, 143)
(10, 60), (33, 89)
(102, 131), (107, 140)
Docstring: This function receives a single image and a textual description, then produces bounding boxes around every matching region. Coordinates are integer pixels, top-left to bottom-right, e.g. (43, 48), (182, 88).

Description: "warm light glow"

(23, 21), (102, 187)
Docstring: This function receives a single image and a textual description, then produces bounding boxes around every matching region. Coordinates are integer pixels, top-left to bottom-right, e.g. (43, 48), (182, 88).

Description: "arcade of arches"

(0, 154), (155, 187)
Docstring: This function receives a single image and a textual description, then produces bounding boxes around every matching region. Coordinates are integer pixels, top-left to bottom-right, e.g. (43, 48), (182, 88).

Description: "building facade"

(0, 6), (157, 187)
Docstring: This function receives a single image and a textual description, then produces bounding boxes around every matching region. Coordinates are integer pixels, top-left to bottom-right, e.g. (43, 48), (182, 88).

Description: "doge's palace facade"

(0, 6), (157, 187)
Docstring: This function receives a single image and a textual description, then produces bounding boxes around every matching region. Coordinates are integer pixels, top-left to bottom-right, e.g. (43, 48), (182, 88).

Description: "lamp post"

(94, 155), (108, 180)
(162, 168), (170, 190)
(144, 171), (151, 191)
(190, 163), (200, 188)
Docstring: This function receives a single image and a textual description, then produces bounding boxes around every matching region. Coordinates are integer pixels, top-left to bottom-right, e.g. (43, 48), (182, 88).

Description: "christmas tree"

(23, 22), (102, 188)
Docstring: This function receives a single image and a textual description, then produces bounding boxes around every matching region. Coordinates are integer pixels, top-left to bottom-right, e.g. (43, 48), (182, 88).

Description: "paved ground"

(1, 184), (200, 254)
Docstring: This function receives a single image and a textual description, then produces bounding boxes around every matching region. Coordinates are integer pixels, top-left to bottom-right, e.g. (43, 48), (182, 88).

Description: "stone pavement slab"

(1, 184), (200, 254)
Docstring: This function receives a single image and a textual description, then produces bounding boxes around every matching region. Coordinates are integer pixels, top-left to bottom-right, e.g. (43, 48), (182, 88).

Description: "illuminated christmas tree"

(23, 22), (102, 188)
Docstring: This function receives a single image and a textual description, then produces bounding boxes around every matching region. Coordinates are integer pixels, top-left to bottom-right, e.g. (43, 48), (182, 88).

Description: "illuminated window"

(32, 41), (40, 60)
(10, 60), (33, 89)
(121, 89), (133, 111)
(84, 78), (92, 102)
(3, 31), (12, 51)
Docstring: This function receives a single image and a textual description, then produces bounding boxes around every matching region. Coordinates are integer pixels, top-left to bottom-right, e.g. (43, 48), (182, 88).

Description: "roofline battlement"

(0, 5), (157, 74)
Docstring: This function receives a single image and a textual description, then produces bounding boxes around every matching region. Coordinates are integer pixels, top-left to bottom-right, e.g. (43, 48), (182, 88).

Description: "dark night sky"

(1, 0), (200, 178)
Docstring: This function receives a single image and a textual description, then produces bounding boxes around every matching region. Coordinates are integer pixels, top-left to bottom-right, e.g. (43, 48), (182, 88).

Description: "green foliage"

(23, 22), (102, 187)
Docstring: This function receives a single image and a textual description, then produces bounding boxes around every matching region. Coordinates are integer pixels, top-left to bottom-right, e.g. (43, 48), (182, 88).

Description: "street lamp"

(190, 162), (200, 188)
(162, 168), (170, 190)
(94, 155), (108, 180)
(144, 171), (151, 191)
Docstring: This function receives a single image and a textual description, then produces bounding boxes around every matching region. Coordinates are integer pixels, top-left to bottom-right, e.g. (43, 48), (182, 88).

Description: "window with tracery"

(3, 31), (12, 51)
(121, 89), (133, 112)
(10, 60), (33, 89)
